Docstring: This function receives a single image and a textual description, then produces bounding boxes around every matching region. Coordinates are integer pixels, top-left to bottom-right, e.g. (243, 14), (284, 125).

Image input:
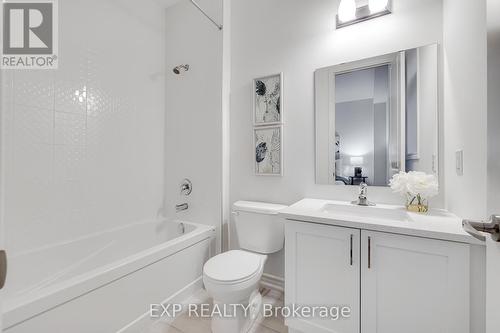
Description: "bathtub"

(3, 220), (215, 332)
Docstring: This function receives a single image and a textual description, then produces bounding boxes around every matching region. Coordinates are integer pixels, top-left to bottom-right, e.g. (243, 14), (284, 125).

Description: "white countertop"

(279, 198), (483, 245)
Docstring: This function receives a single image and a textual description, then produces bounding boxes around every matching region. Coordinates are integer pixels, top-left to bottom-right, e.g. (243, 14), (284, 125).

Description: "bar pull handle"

(368, 236), (371, 269)
(0, 250), (6, 290)
(350, 234), (353, 266)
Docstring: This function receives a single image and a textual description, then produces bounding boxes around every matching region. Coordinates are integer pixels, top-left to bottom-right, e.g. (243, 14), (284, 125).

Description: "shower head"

(173, 64), (189, 75)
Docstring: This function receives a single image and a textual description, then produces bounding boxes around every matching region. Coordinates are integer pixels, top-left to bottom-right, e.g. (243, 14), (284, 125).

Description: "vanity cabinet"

(285, 221), (470, 333)
(360, 230), (470, 333)
(285, 222), (361, 333)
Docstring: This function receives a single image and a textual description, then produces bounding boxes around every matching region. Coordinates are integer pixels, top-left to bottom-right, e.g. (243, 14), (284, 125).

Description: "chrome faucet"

(351, 183), (375, 206)
(175, 203), (189, 212)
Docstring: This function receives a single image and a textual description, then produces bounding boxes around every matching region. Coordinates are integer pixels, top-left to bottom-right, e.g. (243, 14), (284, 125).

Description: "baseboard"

(260, 273), (284, 292)
(117, 277), (204, 333)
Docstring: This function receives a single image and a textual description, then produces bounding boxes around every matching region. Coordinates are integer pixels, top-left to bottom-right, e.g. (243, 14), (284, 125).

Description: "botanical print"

(255, 126), (282, 175)
(254, 74), (282, 124)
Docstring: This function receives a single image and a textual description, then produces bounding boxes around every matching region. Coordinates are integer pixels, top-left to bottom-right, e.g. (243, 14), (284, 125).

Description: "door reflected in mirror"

(315, 44), (438, 186)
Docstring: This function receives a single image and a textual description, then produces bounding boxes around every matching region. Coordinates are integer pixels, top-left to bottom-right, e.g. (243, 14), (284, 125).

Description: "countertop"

(279, 198), (483, 245)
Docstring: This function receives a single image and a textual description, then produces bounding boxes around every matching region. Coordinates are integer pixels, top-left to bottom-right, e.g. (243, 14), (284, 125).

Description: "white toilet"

(203, 201), (287, 333)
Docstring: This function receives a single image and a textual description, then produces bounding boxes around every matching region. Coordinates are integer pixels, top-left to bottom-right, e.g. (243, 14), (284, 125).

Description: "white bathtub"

(3, 220), (215, 332)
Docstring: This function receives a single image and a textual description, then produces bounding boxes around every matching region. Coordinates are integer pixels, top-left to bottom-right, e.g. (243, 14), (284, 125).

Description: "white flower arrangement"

(389, 171), (439, 212)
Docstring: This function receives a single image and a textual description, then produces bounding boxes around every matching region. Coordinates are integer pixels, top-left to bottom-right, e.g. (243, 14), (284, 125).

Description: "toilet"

(203, 201), (287, 333)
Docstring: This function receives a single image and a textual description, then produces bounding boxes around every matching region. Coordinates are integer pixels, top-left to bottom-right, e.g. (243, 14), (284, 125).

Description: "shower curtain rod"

(189, 0), (223, 30)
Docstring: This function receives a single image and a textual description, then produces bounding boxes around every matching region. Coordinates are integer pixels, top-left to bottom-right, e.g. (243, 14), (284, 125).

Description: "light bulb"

(338, 0), (356, 23)
(369, 0), (388, 13)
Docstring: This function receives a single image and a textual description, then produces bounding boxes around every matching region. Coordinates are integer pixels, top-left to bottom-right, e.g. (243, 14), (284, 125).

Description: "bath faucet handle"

(180, 179), (193, 196)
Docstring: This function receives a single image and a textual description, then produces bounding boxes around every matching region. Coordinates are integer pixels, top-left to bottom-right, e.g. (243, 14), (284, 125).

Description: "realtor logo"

(2, 0), (58, 69)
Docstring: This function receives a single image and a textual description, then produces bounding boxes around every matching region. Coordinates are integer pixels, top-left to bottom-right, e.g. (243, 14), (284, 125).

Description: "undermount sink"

(321, 203), (411, 223)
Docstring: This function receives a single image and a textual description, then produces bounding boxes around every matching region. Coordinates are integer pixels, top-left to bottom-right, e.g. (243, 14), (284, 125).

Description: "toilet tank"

(232, 201), (288, 254)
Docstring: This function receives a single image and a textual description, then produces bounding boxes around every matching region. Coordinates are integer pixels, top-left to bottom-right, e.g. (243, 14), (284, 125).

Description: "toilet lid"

(203, 250), (263, 283)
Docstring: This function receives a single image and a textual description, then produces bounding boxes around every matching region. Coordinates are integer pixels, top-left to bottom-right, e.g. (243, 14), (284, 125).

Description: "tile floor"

(148, 288), (288, 333)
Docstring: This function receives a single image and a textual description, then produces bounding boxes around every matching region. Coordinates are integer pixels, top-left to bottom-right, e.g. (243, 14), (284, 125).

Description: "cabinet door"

(285, 221), (360, 333)
(361, 230), (470, 333)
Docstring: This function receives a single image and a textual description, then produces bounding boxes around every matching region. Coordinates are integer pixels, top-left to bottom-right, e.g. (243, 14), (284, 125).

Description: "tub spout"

(175, 203), (188, 212)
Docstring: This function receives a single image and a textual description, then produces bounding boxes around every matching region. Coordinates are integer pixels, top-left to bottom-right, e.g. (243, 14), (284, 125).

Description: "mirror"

(315, 44), (438, 186)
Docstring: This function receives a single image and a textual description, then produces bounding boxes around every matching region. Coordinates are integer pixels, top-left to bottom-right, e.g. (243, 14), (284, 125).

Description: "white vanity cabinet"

(285, 221), (471, 333)
(285, 221), (361, 333)
(360, 230), (470, 333)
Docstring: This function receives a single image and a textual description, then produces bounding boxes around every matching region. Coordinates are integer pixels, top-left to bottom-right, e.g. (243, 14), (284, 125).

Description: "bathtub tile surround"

(3, 0), (166, 255)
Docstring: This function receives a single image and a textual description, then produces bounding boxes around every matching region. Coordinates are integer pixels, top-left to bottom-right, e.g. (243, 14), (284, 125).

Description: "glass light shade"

(368, 0), (389, 13)
(350, 156), (364, 165)
(338, 0), (356, 23)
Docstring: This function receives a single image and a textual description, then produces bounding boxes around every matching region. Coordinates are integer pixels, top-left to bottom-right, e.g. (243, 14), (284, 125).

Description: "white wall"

(163, 0), (223, 251)
(442, 0), (488, 220)
(1, 0), (166, 255)
(406, 49), (418, 158)
(487, 0), (500, 215)
(406, 44), (439, 176)
(486, 1), (500, 331)
(230, 0), (443, 278)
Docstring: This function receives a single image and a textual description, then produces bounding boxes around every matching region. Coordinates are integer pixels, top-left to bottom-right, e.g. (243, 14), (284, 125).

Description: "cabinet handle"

(0, 250), (6, 290)
(350, 234), (353, 266)
(368, 236), (371, 269)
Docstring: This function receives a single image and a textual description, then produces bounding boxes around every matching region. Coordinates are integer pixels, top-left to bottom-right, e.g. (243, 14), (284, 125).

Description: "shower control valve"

(180, 178), (193, 196)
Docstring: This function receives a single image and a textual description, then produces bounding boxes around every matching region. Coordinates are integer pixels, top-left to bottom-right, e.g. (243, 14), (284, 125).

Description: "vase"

(406, 193), (429, 213)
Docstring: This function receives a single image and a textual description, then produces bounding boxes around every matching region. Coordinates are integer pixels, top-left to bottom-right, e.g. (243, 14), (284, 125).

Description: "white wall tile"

(3, 0), (166, 256)
(13, 105), (54, 145)
(13, 70), (55, 110)
(54, 111), (86, 145)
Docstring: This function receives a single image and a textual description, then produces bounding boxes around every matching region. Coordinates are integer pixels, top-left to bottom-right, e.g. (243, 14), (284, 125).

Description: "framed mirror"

(315, 44), (438, 186)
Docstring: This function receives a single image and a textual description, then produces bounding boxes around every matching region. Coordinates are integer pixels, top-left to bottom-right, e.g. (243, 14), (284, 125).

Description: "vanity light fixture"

(369, 0), (389, 13)
(337, 0), (356, 23)
(336, 0), (392, 29)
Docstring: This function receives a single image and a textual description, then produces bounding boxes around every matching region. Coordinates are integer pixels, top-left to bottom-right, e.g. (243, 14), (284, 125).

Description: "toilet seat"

(203, 250), (265, 285)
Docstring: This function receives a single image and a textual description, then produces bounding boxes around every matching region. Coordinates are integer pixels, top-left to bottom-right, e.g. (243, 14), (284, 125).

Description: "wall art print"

(255, 125), (283, 176)
(253, 73), (283, 125)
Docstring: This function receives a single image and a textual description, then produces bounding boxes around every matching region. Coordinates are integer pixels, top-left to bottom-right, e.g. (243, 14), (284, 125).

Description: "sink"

(321, 203), (411, 223)
(279, 199), (474, 244)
